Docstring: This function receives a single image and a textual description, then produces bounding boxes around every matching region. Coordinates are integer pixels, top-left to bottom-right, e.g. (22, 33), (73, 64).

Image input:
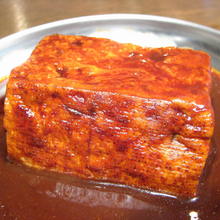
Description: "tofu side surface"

(4, 35), (214, 197)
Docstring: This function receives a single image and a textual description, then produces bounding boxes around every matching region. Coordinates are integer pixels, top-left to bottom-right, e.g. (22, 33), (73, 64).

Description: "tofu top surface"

(11, 34), (212, 106)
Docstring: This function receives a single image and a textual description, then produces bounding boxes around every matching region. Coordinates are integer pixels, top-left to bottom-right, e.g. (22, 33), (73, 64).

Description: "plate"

(0, 13), (220, 80)
(1, 14), (220, 220)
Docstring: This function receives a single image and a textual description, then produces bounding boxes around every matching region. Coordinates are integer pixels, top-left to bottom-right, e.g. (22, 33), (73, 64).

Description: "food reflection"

(46, 182), (154, 210)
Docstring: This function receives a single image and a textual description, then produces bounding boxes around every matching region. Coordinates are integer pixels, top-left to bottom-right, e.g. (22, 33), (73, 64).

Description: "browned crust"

(4, 35), (214, 198)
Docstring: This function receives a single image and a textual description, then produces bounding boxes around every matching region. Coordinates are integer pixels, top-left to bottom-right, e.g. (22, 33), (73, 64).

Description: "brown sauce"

(0, 73), (220, 220)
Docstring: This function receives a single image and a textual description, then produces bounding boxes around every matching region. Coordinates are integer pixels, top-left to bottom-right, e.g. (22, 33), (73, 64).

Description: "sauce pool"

(0, 73), (220, 220)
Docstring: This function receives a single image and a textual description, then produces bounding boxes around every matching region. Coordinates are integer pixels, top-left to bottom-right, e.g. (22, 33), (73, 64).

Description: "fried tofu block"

(4, 35), (214, 197)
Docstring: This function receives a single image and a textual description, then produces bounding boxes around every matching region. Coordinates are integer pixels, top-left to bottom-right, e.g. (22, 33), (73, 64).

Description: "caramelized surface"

(4, 35), (214, 198)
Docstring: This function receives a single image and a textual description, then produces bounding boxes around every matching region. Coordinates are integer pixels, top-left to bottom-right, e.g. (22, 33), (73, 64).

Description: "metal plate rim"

(1, 13), (220, 47)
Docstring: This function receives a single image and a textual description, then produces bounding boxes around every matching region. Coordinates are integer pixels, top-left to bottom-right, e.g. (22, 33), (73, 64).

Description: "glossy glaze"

(0, 71), (219, 219)
(4, 35), (214, 198)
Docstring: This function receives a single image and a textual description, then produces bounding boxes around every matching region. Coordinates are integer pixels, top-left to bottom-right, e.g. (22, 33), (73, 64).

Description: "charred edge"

(115, 140), (130, 153)
(125, 168), (148, 182)
(56, 66), (68, 77)
(51, 92), (60, 99)
(72, 40), (83, 46)
(88, 105), (96, 116)
(29, 137), (46, 148)
(148, 51), (166, 62)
